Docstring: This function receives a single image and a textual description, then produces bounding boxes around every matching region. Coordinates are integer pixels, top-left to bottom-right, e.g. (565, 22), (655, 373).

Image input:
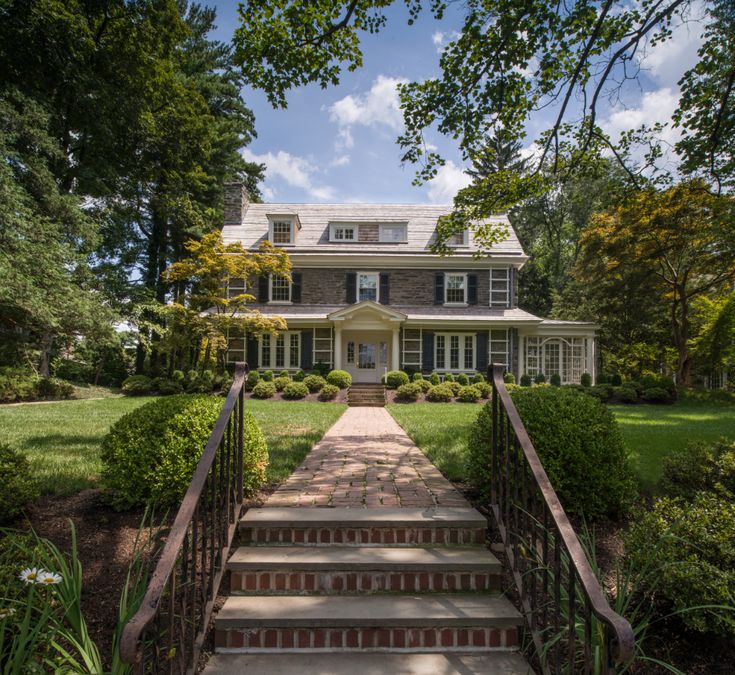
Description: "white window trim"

(444, 272), (468, 306)
(434, 332), (476, 372)
(259, 331), (301, 370)
(490, 328), (509, 367)
(357, 271), (380, 303)
(524, 336), (586, 384)
(447, 230), (470, 247)
(490, 267), (511, 308)
(378, 223), (408, 243)
(268, 216), (296, 246)
(268, 274), (292, 304)
(329, 223), (358, 242)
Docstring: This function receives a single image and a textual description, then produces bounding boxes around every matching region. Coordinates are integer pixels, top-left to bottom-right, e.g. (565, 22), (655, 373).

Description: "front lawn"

(0, 397), (346, 497)
(387, 402), (482, 480)
(610, 398), (735, 492)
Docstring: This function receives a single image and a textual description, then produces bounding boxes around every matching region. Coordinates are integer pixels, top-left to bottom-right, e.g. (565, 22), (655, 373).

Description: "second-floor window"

(358, 273), (378, 302)
(490, 268), (510, 307)
(270, 274), (291, 303)
(445, 273), (467, 304)
(227, 277), (246, 299)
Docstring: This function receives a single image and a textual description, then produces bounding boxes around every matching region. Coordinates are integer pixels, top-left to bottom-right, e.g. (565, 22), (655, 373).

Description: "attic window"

(379, 223), (407, 242)
(268, 217), (296, 245)
(448, 230), (469, 247)
(330, 223), (357, 241)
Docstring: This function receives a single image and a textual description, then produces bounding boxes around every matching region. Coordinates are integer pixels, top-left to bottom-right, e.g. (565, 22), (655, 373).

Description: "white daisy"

(37, 571), (63, 586)
(0, 608), (16, 619)
(19, 567), (43, 584)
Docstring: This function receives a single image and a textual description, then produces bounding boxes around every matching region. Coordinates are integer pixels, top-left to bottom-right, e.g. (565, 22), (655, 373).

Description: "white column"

(517, 333), (525, 378)
(586, 337), (595, 380)
(333, 324), (342, 370)
(391, 327), (400, 371)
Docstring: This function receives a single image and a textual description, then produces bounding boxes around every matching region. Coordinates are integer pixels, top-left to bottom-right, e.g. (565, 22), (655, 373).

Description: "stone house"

(222, 183), (597, 384)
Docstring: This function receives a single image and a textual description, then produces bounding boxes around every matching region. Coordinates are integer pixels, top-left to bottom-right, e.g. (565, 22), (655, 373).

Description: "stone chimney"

(224, 182), (249, 226)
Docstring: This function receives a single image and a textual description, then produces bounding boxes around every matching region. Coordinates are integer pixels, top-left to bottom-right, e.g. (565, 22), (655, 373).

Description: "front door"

(344, 337), (389, 383)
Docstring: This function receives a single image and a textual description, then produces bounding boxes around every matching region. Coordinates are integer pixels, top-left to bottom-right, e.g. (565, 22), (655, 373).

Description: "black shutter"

(379, 273), (390, 305)
(434, 273), (444, 305)
(246, 336), (259, 370)
(300, 330), (313, 370)
(422, 331), (434, 372)
(346, 272), (357, 304)
(467, 273), (478, 305)
(291, 271), (302, 303)
(258, 275), (269, 303)
(476, 331), (489, 373)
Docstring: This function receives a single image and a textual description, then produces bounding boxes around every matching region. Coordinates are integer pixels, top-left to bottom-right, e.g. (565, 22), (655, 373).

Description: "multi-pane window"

(379, 224), (407, 242)
(435, 333), (476, 372)
(358, 273), (378, 302)
(260, 331), (301, 370)
(445, 274), (467, 304)
(270, 219), (294, 245)
(270, 275), (291, 302)
(330, 224), (356, 241)
(524, 336), (586, 383)
(227, 277), (246, 300)
(490, 329), (509, 366)
(401, 329), (422, 370)
(490, 268), (510, 307)
(448, 230), (469, 247)
(347, 341), (355, 364)
(313, 328), (333, 368)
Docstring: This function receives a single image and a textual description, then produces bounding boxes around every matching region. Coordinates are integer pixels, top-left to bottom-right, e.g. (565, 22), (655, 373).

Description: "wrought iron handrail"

(488, 365), (634, 674)
(120, 362), (248, 673)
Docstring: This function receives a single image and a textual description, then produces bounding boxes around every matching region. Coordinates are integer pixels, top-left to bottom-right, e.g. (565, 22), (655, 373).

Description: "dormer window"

(379, 223), (407, 242)
(448, 230), (469, 247)
(330, 223), (357, 242)
(268, 215), (298, 245)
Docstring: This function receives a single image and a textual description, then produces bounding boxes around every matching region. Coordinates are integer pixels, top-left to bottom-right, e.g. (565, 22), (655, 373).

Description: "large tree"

(576, 180), (735, 384)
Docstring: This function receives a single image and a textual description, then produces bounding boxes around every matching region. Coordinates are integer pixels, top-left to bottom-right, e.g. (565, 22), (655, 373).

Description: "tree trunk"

(671, 287), (692, 386)
(38, 332), (53, 377)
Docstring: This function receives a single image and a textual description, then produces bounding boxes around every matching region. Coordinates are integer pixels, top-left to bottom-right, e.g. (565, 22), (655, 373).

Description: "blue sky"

(210, 1), (705, 204)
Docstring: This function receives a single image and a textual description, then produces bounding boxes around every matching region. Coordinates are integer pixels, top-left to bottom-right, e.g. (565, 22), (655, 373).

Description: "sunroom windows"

(260, 331), (301, 370)
(525, 337), (585, 383)
(435, 333), (475, 372)
(445, 273), (467, 305)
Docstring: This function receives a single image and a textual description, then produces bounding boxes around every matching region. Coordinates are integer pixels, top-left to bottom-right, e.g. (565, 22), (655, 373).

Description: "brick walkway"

(266, 407), (469, 509)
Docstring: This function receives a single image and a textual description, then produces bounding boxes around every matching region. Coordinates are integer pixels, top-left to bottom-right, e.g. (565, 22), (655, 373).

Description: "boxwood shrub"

(293, 369), (305, 382)
(386, 370), (409, 389)
(252, 381), (276, 399)
(122, 374), (153, 396)
(472, 373), (485, 384)
(101, 395), (225, 509)
(660, 440), (735, 500)
(0, 443), (40, 524)
(245, 371), (260, 391)
(412, 372), (424, 382)
(475, 382), (492, 399)
(282, 382), (308, 400)
(457, 373), (470, 386)
(318, 384), (339, 401)
(445, 381), (462, 396)
(273, 376), (291, 392)
(396, 382), (422, 402)
(304, 374), (327, 392)
(503, 372), (516, 385)
(326, 369), (352, 389)
(641, 387), (671, 403)
(415, 378), (432, 393)
(520, 374), (532, 387)
(429, 372), (441, 385)
(458, 385), (481, 402)
(534, 373), (546, 384)
(261, 370), (274, 382)
(427, 384), (454, 402)
(443, 373), (455, 383)
(467, 387), (634, 518)
(549, 373), (561, 387)
(613, 385), (638, 403)
(580, 372), (592, 387)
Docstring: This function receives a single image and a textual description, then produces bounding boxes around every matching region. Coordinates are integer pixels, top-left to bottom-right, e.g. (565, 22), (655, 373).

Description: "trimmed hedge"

(427, 384), (454, 402)
(245, 371), (260, 391)
(282, 382), (308, 400)
(0, 443), (40, 524)
(396, 382), (422, 402)
(458, 385), (481, 402)
(304, 374), (327, 393)
(415, 378), (432, 393)
(386, 370), (409, 389)
(273, 376), (291, 392)
(326, 370), (352, 389)
(429, 373), (441, 385)
(660, 439), (735, 500)
(318, 384), (339, 401)
(467, 387), (634, 518)
(457, 373), (470, 386)
(252, 381), (276, 399)
(122, 375), (153, 395)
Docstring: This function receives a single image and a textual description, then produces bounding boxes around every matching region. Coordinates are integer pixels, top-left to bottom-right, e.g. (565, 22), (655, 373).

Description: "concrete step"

(229, 546), (502, 594)
(214, 594), (522, 653)
(204, 652), (532, 674)
(240, 507), (487, 547)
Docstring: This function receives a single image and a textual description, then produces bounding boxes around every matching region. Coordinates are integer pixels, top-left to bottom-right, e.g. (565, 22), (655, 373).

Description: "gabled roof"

(328, 300), (407, 321)
(222, 202), (524, 257)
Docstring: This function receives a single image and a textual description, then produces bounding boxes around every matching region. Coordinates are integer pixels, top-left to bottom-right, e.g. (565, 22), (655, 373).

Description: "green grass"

(611, 398), (735, 492)
(387, 402), (482, 480)
(245, 400), (347, 483)
(0, 396), (346, 497)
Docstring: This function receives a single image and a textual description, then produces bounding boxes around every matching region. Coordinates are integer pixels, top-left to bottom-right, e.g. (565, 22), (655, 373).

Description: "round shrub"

(326, 369), (352, 389)
(172, 370), (185, 382)
(446, 381), (462, 396)
(273, 376), (291, 392)
(580, 372), (592, 387)
(186, 369), (198, 383)
(472, 373), (485, 384)
(641, 387), (671, 403)
(283, 382), (308, 400)
(467, 388), (634, 518)
(626, 493), (735, 637)
(386, 370), (409, 389)
(588, 384), (613, 402)
(457, 373), (470, 386)
(293, 369), (305, 382)
(318, 384), (339, 401)
(416, 378), (432, 393)
(252, 381), (276, 399)
(549, 373), (561, 387)
(35, 376), (74, 399)
(613, 385), (638, 403)
(503, 372), (516, 385)
(458, 385), (481, 403)
(444, 373), (455, 383)
(429, 372), (441, 385)
(520, 374), (532, 387)
(0, 443), (40, 524)
(427, 384), (454, 402)
(101, 395), (225, 509)
(411, 372), (423, 382)
(475, 382), (492, 399)
(261, 370), (274, 382)
(279, 370), (289, 379)
(245, 370), (260, 391)
(122, 374), (153, 396)
(304, 374), (327, 392)
(534, 373), (546, 384)
(157, 379), (184, 395)
(396, 382), (422, 402)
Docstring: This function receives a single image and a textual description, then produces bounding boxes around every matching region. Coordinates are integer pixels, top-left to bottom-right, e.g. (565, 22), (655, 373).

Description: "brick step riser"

(241, 527), (487, 547)
(230, 570), (500, 595)
(215, 625), (518, 652)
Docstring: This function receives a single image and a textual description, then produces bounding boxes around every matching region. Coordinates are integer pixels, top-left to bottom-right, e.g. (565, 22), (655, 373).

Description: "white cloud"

(426, 161), (472, 203)
(604, 87), (681, 146)
(432, 31), (444, 46)
(331, 154), (350, 167)
(242, 148), (336, 201)
(328, 75), (408, 149)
